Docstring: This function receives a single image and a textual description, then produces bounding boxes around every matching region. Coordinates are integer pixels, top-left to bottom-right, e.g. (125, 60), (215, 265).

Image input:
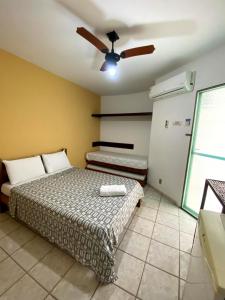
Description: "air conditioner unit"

(149, 71), (195, 100)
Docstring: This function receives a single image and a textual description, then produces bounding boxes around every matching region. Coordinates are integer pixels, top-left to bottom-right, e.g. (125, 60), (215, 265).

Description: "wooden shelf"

(92, 141), (134, 149)
(92, 112), (152, 117)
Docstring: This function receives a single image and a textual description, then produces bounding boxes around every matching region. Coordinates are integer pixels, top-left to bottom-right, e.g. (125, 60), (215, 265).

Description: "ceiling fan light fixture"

(105, 60), (117, 76)
(108, 64), (117, 76)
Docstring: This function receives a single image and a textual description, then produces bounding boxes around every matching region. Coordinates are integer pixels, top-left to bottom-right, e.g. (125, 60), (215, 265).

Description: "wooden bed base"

(86, 159), (148, 175)
(136, 199), (141, 207)
(0, 194), (8, 212)
(0, 193), (9, 205)
(86, 166), (147, 187)
(0, 159), (9, 210)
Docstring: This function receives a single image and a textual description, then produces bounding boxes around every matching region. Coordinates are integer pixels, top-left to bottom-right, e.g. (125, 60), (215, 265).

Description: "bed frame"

(0, 162), (9, 209)
(0, 148), (67, 209)
(86, 165), (147, 187)
(86, 159), (148, 187)
(86, 159), (148, 175)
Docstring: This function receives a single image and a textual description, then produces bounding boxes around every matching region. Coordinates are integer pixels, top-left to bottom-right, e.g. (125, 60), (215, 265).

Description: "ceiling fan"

(76, 27), (155, 75)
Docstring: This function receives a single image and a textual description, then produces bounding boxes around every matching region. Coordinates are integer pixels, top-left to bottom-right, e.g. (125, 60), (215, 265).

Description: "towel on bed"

(100, 184), (127, 197)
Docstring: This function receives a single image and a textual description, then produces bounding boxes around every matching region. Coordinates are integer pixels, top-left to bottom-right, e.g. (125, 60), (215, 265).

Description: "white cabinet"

(183, 211), (225, 300)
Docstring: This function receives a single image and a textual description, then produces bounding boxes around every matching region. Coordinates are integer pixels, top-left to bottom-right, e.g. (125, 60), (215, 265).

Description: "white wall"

(100, 91), (153, 156)
(148, 44), (225, 206)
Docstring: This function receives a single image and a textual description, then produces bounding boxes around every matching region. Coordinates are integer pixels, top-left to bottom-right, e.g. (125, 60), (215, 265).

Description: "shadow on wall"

(56, 0), (197, 69)
(56, 0), (197, 44)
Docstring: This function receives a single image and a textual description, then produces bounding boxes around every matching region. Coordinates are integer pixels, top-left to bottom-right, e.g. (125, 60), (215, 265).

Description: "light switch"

(185, 118), (191, 126)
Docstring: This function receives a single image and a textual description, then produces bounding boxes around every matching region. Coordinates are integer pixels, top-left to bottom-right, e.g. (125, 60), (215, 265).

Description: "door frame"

(181, 83), (225, 218)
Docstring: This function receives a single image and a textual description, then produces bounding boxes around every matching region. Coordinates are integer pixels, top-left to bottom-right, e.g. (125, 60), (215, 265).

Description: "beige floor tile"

(147, 240), (179, 276)
(119, 230), (150, 261)
(179, 209), (195, 221)
(179, 279), (186, 299)
(138, 264), (179, 300)
(129, 216), (154, 238)
(0, 213), (10, 222)
(180, 218), (196, 236)
(0, 225), (36, 255)
(156, 211), (179, 230)
(52, 262), (98, 300)
(29, 247), (74, 291)
(180, 251), (191, 280)
(0, 274), (47, 300)
(180, 232), (194, 253)
(146, 192), (161, 201)
(135, 207), (157, 222)
(12, 236), (53, 271)
(0, 248), (8, 263)
(115, 250), (144, 295)
(45, 296), (55, 300)
(144, 187), (160, 199)
(93, 284), (135, 300)
(0, 218), (21, 239)
(0, 257), (25, 295)
(142, 196), (160, 210)
(152, 223), (179, 249)
(159, 198), (179, 216)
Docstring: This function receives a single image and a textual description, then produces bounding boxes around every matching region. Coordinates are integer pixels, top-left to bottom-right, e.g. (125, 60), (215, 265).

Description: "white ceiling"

(0, 0), (225, 95)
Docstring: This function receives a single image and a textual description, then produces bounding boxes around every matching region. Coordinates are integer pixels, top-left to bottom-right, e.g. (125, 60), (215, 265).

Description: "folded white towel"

(100, 185), (127, 197)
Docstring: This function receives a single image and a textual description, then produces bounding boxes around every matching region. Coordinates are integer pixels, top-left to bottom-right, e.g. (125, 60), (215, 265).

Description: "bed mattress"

(1, 182), (14, 197)
(1, 174), (49, 197)
(86, 164), (146, 181)
(9, 167), (144, 283)
(0, 167), (72, 197)
(86, 151), (148, 170)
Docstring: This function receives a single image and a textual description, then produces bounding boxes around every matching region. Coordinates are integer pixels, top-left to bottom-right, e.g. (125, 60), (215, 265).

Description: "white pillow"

(41, 150), (71, 174)
(3, 156), (46, 185)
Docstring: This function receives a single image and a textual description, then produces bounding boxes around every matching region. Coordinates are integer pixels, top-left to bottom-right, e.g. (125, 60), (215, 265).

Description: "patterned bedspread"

(9, 167), (144, 283)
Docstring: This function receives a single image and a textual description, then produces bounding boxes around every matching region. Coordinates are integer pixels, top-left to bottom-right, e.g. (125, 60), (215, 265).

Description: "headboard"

(0, 162), (8, 188)
(0, 148), (67, 187)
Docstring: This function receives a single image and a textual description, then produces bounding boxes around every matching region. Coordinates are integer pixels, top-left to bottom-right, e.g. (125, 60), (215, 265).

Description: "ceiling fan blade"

(100, 61), (108, 71)
(76, 27), (109, 53)
(120, 45), (155, 59)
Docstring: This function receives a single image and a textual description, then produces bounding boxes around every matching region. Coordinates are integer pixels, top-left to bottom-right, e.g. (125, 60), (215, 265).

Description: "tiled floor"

(0, 185), (197, 300)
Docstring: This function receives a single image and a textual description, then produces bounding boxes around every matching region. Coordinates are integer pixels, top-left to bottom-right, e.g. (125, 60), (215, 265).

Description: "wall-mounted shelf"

(92, 112), (152, 117)
(92, 141), (134, 149)
(91, 112), (152, 150)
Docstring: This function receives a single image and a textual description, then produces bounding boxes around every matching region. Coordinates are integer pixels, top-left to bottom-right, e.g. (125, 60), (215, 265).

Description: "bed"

(86, 151), (148, 170)
(0, 153), (144, 283)
(86, 151), (148, 186)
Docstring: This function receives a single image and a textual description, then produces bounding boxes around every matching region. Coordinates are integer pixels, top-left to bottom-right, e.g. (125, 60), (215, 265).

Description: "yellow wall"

(0, 49), (100, 167)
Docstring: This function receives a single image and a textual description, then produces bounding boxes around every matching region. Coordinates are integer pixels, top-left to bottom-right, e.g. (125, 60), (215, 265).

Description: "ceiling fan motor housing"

(105, 52), (120, 65)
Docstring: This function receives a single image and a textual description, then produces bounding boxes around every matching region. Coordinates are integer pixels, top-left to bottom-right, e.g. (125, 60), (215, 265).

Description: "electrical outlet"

(159, 178), (162, 184)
